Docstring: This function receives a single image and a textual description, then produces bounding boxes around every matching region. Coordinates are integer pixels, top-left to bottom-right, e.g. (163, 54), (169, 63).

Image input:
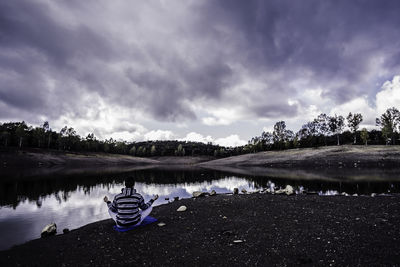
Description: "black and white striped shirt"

(108, 187), (154, 227)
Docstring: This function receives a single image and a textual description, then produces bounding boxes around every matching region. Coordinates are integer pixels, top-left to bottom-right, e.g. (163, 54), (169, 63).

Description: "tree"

(314, 113), (330, 145)
(177, 144), (184, 156)
(129, 146), (136, 156)
(150, 145), (156, 156)
(15, 121), (28, 148)
(33, 127), (45, 147)
(376, 107), (400, 145)
(261, 131), (273, 150)
(346, 112), (363, 144)
(360, 128), (369, 146)
(329, 115), (345, 145)
(273, 121), (290, 149)
(0, 127), (10, 147)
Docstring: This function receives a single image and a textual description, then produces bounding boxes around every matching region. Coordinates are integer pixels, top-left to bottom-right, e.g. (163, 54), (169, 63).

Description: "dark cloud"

(1, 0), (400, 130)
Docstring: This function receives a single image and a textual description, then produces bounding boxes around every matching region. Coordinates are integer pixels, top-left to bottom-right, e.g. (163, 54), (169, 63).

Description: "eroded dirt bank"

(200, 145), (400, 168)
(1, 193), (400, 266)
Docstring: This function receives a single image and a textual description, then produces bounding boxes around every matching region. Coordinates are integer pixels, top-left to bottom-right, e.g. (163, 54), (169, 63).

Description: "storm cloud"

(1, 0), (400, 143)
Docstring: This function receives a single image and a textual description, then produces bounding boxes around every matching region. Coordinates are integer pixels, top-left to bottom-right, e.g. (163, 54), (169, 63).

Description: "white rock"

(209, 190), (217, 196)
(41, 222), (57, 237)
(275, 185), (294, 195)
(192, 191), (206, 198)
(177, 205), (187, 212)
(157, 222), (166, 227)
(233, 240), (243, 243)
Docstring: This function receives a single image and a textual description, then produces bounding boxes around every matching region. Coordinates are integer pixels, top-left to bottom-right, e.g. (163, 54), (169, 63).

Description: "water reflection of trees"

(1, 168), (399, 208)
(0, 168), (226, 208)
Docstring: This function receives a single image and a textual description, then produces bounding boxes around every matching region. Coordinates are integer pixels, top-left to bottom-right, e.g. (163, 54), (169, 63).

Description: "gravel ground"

(1, 193), (400, 266)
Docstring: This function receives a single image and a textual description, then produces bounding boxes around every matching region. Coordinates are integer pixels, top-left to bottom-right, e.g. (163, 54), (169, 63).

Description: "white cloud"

(180, 132), (213, 143)
(214, 134), (247, 147)
(330, 96), (376, 127)
(144, 130), (176, 141)
(376, 75), (400, 115)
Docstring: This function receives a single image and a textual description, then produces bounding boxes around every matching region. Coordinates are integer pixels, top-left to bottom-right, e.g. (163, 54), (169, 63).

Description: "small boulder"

(233, 188), (239, 195)
(241, 189), (247, 194)
(174, 196), (179, 201)
(157, 222), (166, 227)
(209, 190), (217, 196)
(177, 205), (187, 212)
(41, 223), (57, 238)
(275, 185), (294, 195)
(192, 191), (206, 198)
(63, 228), (70, 234)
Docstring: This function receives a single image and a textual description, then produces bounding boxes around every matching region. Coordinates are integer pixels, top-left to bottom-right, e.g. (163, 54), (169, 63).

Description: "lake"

(1, 166), (400, 250)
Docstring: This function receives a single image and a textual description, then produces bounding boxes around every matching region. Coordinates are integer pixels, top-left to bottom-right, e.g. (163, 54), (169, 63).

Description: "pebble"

(157, 222), (166, 227)
(177, 206), (187, 212)
(233, 240), (243, 243)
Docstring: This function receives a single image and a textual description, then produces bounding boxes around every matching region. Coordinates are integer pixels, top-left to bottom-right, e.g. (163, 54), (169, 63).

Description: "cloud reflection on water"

(0, 177), (254, 250)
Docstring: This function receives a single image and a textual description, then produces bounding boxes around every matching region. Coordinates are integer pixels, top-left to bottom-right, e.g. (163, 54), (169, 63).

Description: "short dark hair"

(125, 179), (135, 188)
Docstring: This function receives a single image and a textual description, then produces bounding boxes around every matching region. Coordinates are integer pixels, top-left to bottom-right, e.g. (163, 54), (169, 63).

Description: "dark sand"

(1, 193), (400, 266)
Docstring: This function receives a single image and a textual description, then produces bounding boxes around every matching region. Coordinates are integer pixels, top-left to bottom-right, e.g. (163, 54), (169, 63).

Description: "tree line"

(247, 107), (400, 153)
(0, 121), (239, 157)
(0, 107), (399, 157)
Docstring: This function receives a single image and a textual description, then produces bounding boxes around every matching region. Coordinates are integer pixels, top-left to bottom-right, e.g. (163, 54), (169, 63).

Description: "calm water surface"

(1, 166), (399, 250)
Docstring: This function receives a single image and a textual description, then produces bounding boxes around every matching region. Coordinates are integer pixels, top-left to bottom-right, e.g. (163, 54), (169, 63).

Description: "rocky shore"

(1, 193), (400, 266)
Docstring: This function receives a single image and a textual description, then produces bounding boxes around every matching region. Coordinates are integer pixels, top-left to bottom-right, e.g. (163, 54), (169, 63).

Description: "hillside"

(200, 145), (400, 168)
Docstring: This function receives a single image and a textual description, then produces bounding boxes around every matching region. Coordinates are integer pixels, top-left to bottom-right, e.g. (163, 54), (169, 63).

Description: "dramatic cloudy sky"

(1, 0), (400, 146)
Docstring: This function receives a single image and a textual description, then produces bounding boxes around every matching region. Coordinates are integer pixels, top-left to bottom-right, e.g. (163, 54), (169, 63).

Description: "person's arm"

(104, 196), (117, 212)
(138, 194), (158, 210)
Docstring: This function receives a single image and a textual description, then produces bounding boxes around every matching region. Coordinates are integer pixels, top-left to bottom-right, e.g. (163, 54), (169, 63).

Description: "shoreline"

(1, 193), (400, 266)
(2, 145), (400, 170)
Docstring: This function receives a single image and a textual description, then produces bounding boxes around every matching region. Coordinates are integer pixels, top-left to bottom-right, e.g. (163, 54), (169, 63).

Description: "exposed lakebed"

(0, 166), (400, 250)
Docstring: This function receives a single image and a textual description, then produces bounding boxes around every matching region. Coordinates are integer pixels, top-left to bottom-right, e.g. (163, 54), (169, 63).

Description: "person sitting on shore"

(103, 179), (158, 228)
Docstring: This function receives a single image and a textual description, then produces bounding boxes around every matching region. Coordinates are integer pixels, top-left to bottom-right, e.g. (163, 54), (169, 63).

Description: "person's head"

(125, 178), (135, 188)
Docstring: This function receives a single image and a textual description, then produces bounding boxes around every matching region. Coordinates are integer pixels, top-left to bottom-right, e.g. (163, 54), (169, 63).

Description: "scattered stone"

(177, 206), (187, 212)
(371, 193), (376, 197)
(41, 223), (57, 238)
(222, 216), (227, 219)
(192, 191), (207, 198)
(157, 222), (166, 227)
(275, 185), (294, 195)
(233, 240), (243, 243)
(209, 190), (217, 196)
(63, 228), (70, 234)
(233, 188), (239, 195)
(241, 189), (247, 194)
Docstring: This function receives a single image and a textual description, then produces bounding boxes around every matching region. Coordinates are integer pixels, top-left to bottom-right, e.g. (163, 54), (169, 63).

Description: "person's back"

(104, 179), (158, 228)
